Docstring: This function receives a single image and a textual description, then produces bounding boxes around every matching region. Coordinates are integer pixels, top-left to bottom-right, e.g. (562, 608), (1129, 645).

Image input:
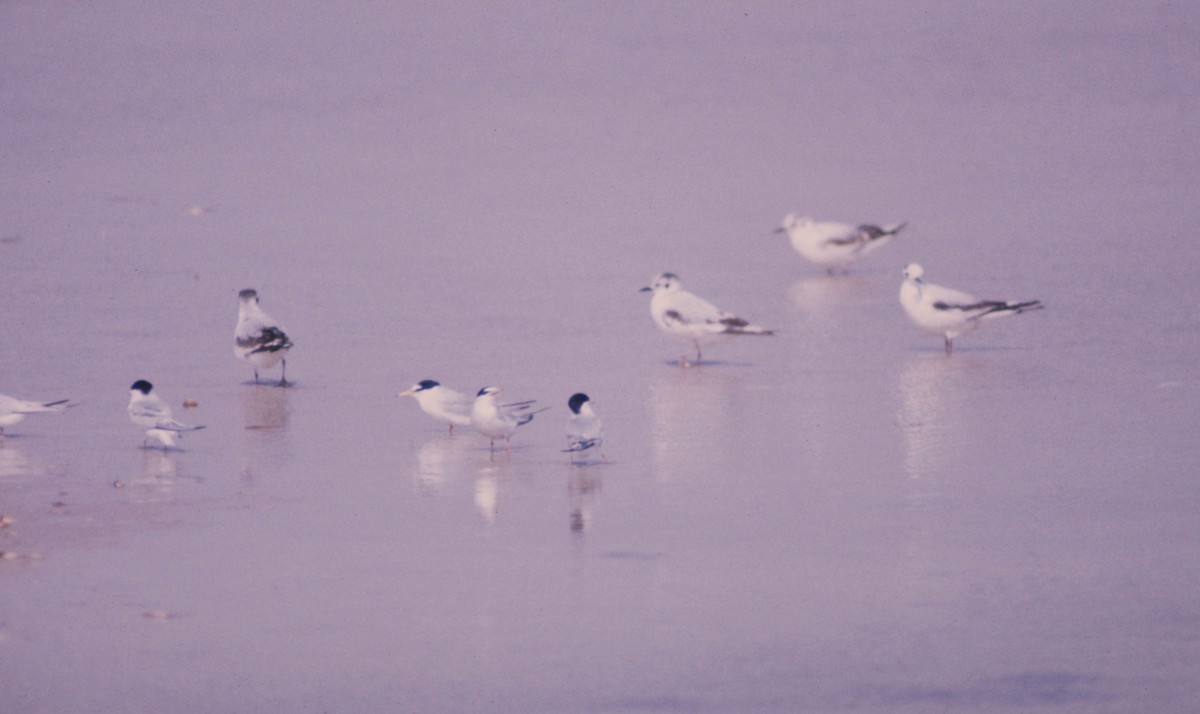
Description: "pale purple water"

(2, 2), (1199, 712)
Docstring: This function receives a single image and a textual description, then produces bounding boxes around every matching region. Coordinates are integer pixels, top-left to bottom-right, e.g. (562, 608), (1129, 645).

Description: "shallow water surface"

(2, 2), (1199, 712)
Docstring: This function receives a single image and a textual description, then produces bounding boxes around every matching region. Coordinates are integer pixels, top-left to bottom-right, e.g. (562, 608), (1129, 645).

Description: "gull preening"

(640, 272), (774, 366)
(776, 214), (905, 274)
(563, 392), (603, 462)
(398, 380), (472, 434)
(0, 393), (69, 436)
(235, 288), (294, 386)
(470, 386), (546, 453)
(900, 263), (1044, 355)
(127, 380), (205, 449)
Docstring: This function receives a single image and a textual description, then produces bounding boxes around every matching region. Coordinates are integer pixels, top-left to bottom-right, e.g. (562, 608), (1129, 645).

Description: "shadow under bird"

(641, 272), (775, 366)
(469, 386), (547, 452)
(899, 263), (1044, 355)
(127, 380), (205, 449)
(398, 379), (473, 434)
(235, 288), (294, 386)
(0, 393), (70, 436)
(776, 213), (906, 274)
(563, 392), (604, 462)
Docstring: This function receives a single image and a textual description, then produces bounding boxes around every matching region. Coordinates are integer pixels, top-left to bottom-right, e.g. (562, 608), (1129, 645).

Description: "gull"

(900, 263), (1044, 355)
(563, 392), (603, 462)
(640, 272), (774, 366)
(235, 288), (294, 386)
(398, 380), (472, 434)
(127, 380), (205, 449)
(775, 213), (905, 274)
(470, 386), (546, 452)
(0, 394), (69, 436)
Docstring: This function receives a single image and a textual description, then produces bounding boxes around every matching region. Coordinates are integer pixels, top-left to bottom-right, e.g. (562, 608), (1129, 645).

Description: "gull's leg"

(448, 424), (454, 435)
(944, 336), (953, 356)
(279, 359), (289, 388)
(253, 369), (260, 385)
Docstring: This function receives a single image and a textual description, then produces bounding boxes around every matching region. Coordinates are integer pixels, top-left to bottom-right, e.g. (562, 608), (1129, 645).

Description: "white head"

(238, 288), (259, 305)
(476, 386), (500, 400)
(640, 273), (681, 294)
(902, 263), (924, 282)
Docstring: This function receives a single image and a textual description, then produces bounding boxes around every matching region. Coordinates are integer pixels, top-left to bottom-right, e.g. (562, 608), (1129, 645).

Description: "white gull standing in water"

(640, 272), (774, 366)
(776, 213), (905, 274)
(235, 288), (294, 386)
(899, 263), (1043, 355)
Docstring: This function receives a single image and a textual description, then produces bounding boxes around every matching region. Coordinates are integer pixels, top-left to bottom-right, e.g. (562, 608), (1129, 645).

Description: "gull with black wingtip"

(776, 213), (905, 274)
(640, 272), (774, 366)
(900, 263), (1043, 355)
(235, 288), (294, 386)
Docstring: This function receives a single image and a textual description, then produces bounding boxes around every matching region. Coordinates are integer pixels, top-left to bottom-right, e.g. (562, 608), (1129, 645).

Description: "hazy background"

(2, 2), (1198, 712)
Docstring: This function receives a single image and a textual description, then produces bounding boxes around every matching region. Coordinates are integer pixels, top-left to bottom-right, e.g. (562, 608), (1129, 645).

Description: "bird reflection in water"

(474, 466), (500, 526)
(567, 468), (602, 534)
(413, 436), (472, 495)
(650, 367), (742, 483)
(238, 385), (291, 483)
(0, 442), (36, 480)
(129, 448), (180, 496)
(895, 353), (975, 487)
(788, 275), (872, 316)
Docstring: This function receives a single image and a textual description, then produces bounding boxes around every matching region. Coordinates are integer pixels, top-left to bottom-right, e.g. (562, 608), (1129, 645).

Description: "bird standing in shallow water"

(640, 272), (774, 367)
(470, 386), (545, 453)
(563, 392), (604, 463)
(776, 213), (905, 274)
(127, 380), (204, 449)
(235, 288), (293, 386)
(398, 380), (472, 434)
(899, 263), (1043, 355)
(0, 393), (69, 436)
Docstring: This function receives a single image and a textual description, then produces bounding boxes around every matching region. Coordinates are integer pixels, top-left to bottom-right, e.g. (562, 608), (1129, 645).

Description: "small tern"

(563, 393), (603, 462)
(776, 213), (905, 273)
(470, 386), (546, 452)
(640, 272), (774, 366)
(398, 380), (473, 433)
(900, 263), (1044, 355)
(235, 288), (294, 386)
(128, 380), (205, 449)
(0, 393), (69, 436)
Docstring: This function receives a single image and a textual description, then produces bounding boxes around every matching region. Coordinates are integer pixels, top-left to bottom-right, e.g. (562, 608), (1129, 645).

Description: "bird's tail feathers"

(727, 326), (776, 336)
(979, 299), (1044, 320)
(516, 406), (550, 426)
(563, 438), (602, 453)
